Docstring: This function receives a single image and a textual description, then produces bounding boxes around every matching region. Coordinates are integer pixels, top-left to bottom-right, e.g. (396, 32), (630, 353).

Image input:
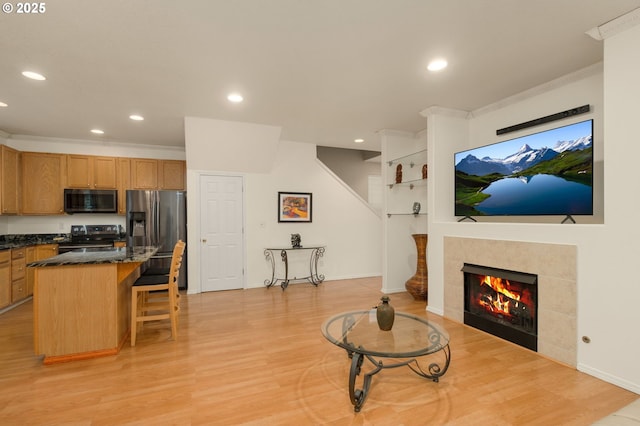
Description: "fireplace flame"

(481, 275), (520, 301)
(478, 275), (521, 315)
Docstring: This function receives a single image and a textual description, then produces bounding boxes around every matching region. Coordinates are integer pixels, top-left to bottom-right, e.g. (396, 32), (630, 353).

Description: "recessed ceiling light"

(227, 93), (243, 103)
(0, 101), (7, 107)
(354, 138), (364, 143)
(91, 129), (104, 135)
(22, 71), (46, 80)
(427, 59), (448, 72)
(129, 114), (144, 121)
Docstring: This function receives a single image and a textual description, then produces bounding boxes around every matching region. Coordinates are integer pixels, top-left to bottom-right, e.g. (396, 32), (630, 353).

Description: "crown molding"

(586, 7), (640, 40)
(7, 133), (185, 152)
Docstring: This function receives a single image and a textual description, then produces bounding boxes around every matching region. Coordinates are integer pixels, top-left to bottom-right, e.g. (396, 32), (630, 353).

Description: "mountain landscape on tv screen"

(455, 129), (593, 216)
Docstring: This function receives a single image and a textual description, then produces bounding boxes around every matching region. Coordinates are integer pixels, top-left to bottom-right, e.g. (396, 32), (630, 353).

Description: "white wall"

(184, 117), (281, 173)
(594, 19), (640, 394)
(427, 56), (640, 393)
(3, 135), (185, 234)
(184, 118), (382, 294)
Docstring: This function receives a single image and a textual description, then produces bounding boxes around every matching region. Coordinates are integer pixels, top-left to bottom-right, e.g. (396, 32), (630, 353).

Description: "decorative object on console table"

(291, 233), (302, 248)
(395, 164), (403, 184)
(376, 296), (395, 331)
(405, 233), (428, 302)
(278, 192), (312, 223)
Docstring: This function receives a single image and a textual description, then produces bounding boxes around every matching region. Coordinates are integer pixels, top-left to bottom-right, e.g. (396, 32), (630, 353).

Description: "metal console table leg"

(280, 249), (289, 290)
(309, 247), (325, 285)
(264, 246), (326, 290)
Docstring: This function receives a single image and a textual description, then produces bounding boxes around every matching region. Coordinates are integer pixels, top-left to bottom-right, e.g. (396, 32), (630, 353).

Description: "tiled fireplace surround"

(443, 237), (577, 367)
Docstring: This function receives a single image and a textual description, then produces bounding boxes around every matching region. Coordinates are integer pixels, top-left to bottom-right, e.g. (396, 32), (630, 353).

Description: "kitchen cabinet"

(1, 145), (20, 214)
(13, 149), (184, 216)
(0, 250), (10, 308)
(11, 247), (26, 303)
(67, 155), (117, 189)
(159, 160), (185, 190)
(26, 244), (58, 297)
(131, 159), (186, 190)
(36, 244), (59, 259)
(117, 158), (131, 215)
(26, 246), (36, 297)
(22, 152), (66, 215)
(131, 158), (158, 189)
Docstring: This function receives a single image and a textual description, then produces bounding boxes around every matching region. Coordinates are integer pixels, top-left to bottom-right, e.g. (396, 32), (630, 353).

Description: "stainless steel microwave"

(63, 189), (118, 214)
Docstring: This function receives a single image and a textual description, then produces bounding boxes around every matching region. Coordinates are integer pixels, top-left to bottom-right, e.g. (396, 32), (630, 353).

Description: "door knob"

(202, 239), (207, 243)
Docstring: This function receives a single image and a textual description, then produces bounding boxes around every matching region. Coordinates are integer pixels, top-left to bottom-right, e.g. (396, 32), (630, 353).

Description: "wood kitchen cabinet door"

(25, 246), (36, 297)
(66, 155), (91, 188)
(0, 251), (10, 309)
(27, 244), (58, 296)
(93, 156), (117, 188)
(1, 145), (20, 215)
(159, 160), (185, 190)
(67, 155), (117, 189)
(131, 159), (158, 189)
(11, 248), (26, 303)
(22, 152), (66, 215)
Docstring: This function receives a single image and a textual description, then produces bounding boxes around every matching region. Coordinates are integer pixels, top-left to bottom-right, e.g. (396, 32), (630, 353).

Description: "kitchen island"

(29, 247), (157, 364)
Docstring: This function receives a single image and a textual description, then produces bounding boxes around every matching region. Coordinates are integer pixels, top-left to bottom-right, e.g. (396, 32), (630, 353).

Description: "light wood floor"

(0, 277), (637, 425)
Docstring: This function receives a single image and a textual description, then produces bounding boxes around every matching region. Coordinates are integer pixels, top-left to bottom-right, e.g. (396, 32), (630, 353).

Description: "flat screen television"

(454, 119), (593, 217)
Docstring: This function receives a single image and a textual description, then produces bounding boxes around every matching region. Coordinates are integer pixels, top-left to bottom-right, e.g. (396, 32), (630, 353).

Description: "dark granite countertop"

(28, 246), (157, 267)
(0, 233), (70, 251)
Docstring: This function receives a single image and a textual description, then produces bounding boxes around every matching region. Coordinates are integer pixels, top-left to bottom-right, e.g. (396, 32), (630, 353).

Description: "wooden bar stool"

(130, 240), (186, 346)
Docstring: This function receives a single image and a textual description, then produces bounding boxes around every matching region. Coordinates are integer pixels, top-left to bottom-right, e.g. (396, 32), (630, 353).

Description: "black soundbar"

(496, 104), (590, 135)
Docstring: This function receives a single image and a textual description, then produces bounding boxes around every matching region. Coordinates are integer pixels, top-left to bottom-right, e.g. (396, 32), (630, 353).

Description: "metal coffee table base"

(346, 345), (451, 412)
(322, 310), (451, 413)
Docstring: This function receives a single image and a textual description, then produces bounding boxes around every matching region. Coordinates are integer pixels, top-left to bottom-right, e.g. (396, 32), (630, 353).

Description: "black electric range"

(58, 225), (122, 254)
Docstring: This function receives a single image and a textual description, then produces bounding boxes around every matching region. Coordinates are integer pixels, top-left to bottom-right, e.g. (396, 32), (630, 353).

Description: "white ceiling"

(1, 1), (639, 152)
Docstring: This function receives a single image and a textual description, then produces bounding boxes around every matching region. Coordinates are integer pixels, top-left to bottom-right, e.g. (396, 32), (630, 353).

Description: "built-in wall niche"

(386, 149), (427, 217)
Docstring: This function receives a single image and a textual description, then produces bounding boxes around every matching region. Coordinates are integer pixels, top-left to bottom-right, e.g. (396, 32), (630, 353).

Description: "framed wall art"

(278, 192), (312, 223)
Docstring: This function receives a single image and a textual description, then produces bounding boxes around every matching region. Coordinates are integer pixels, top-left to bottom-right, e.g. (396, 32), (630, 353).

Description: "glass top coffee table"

(321, 310), (451, 412)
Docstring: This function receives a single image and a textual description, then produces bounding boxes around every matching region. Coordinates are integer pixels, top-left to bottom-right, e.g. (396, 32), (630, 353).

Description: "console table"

(264, 246), (325, 290)
(322, 310), (450, 412)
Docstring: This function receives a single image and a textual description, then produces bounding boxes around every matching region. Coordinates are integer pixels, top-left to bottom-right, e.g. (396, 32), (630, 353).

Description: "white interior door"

(200, 174), (244, 292)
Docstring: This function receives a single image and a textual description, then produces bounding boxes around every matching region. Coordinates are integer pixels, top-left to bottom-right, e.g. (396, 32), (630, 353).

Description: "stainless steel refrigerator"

(126, 190), (187, 289)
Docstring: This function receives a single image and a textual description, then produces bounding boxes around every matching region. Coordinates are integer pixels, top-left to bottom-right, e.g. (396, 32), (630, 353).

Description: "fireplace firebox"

(462, 264), (538, 351)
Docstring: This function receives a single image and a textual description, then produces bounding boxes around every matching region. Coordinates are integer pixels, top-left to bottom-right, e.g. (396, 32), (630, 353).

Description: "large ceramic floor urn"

(405, 233), (428, 302)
